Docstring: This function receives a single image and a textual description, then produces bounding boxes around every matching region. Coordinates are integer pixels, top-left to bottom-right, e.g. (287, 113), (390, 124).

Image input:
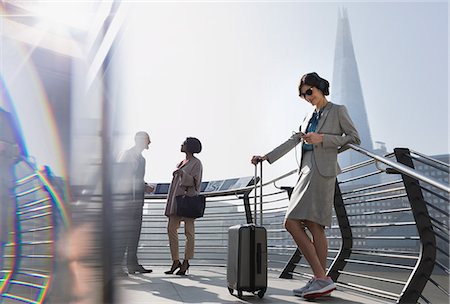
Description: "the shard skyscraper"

(331, 8), (375, 174)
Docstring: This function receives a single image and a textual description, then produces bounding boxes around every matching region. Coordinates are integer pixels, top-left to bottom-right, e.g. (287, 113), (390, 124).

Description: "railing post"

(394, 148), (436, 304)
(279, 187), (303, 279)
(327, 180), (352, 281)
(242, 190), (254, 224)
(279, 250), (302, 279)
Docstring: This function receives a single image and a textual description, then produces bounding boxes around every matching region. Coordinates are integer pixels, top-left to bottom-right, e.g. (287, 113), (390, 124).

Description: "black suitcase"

(227, 162), (267, 299)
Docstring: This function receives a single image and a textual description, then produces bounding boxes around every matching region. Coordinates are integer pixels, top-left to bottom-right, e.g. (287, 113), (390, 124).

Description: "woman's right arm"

(265, 133), (303, 164)
(251, 132), (303, 165)
(252, 114), (307, 165)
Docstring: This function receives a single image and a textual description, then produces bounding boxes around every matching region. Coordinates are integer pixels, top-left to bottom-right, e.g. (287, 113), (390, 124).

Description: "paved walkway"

(117, 266), (388, 303)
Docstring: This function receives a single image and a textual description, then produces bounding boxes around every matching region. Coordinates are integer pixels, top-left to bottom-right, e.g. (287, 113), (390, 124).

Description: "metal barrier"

(136, 145), (448, 303)
(278, 146), (449, 303)
(3, 147), (448, 303)
(0, 157), (69, 303)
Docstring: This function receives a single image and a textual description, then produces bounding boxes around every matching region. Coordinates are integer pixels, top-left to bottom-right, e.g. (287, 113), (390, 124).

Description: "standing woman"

(164, 137), (203, 275)
(251, 72), (360, 299)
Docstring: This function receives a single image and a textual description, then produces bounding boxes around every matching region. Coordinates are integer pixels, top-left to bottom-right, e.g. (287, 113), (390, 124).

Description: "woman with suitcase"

(251, 72), (360, 299)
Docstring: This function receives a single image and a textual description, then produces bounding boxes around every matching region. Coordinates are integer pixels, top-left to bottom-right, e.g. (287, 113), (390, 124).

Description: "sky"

(1, 1), (449, 185)
(112, 1), (449, 183)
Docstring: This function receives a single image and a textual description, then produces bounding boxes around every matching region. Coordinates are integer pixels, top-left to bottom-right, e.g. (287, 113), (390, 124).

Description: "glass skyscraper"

(331, 8), (375, 175)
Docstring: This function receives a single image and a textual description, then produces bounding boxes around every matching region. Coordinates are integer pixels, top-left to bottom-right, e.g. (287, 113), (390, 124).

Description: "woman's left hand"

(303, 132), (324, 144)
(173, 169), (184, 177)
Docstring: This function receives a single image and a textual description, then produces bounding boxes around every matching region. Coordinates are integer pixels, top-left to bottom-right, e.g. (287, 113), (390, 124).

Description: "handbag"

(176, 194), (206, 219)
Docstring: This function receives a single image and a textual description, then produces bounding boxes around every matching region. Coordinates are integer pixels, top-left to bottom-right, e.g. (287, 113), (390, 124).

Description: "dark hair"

(299, 72), (330, 96)
(185, 137), (202, 154)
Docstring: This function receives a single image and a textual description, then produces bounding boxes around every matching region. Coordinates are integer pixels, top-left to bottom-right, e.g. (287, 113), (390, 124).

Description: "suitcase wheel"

(237, 290), (243, 298)
(257, 289), (266, 298)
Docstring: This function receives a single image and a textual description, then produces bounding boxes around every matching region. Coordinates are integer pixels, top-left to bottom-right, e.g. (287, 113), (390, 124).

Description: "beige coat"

(165, 156), (203, 216)
(266, 102), (360, 177)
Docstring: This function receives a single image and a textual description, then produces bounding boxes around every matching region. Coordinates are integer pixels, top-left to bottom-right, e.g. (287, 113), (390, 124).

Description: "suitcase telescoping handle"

(254, 161), (263, 226)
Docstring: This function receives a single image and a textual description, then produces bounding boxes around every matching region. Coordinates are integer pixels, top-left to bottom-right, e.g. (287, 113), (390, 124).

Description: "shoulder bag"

(176, 194), (206, 219)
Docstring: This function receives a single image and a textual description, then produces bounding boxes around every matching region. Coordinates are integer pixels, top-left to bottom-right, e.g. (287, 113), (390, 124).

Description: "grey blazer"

(266, 102), (360, 177)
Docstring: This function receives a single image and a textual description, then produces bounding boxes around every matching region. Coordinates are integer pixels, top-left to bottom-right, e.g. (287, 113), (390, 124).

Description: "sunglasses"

(300, 87), (314, 99)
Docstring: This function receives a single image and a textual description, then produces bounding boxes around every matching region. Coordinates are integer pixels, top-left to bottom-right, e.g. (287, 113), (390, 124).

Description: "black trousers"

(125, 201), (144, 267)
(114, 190), (145, 269)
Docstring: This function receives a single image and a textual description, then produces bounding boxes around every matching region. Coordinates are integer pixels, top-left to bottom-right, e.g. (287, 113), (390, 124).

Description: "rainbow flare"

(0, 40), (72, 303)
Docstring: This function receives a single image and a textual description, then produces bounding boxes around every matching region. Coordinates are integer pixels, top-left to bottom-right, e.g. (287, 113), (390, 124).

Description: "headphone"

(302, 72), (330, 96)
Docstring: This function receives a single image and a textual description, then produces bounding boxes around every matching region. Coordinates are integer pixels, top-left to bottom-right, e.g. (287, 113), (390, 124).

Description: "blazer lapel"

(316, 102), (332, 132)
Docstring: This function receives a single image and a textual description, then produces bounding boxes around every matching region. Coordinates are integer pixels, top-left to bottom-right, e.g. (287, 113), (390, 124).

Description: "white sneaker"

(302, 277), (336, 299)
(293, 278), (315, 297)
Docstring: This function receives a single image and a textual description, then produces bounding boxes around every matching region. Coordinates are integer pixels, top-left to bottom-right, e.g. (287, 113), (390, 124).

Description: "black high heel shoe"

(164, 261), (182, 274)
(176, 261), (190, 276)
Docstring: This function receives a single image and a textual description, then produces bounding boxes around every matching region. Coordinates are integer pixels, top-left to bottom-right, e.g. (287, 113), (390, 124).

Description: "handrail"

(347, 144), (450, 194)
(147, 143), (447, 201)
(340, 151), (396, 174)
(146, 169), (299, 200)
(410, 149), (450, 169)
(277, 145), (448, 303)
(252, 144), (448, 195)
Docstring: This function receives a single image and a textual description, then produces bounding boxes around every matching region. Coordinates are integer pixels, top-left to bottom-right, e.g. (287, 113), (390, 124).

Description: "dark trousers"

(125, 202), (144, 267)
(114, 190), (145, 269)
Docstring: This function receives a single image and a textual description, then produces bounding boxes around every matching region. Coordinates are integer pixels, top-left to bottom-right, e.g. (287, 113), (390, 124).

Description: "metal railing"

(0, 157), (69, 304)
(3, 146), (448, 303)
(135, 146), (448, 303)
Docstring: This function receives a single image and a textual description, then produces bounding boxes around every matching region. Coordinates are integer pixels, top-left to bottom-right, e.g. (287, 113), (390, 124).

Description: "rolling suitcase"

(227, 162), (267, 299)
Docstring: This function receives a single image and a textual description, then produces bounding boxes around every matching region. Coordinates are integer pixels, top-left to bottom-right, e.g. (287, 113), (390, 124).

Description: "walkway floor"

(116, 266), (388, 303)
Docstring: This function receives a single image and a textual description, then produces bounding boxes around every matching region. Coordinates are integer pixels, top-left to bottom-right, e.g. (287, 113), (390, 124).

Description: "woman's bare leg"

(284, 218), (326, 278)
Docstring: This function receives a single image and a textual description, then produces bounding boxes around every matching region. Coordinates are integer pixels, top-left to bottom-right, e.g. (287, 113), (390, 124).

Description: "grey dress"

(265, 102), (360, 227)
